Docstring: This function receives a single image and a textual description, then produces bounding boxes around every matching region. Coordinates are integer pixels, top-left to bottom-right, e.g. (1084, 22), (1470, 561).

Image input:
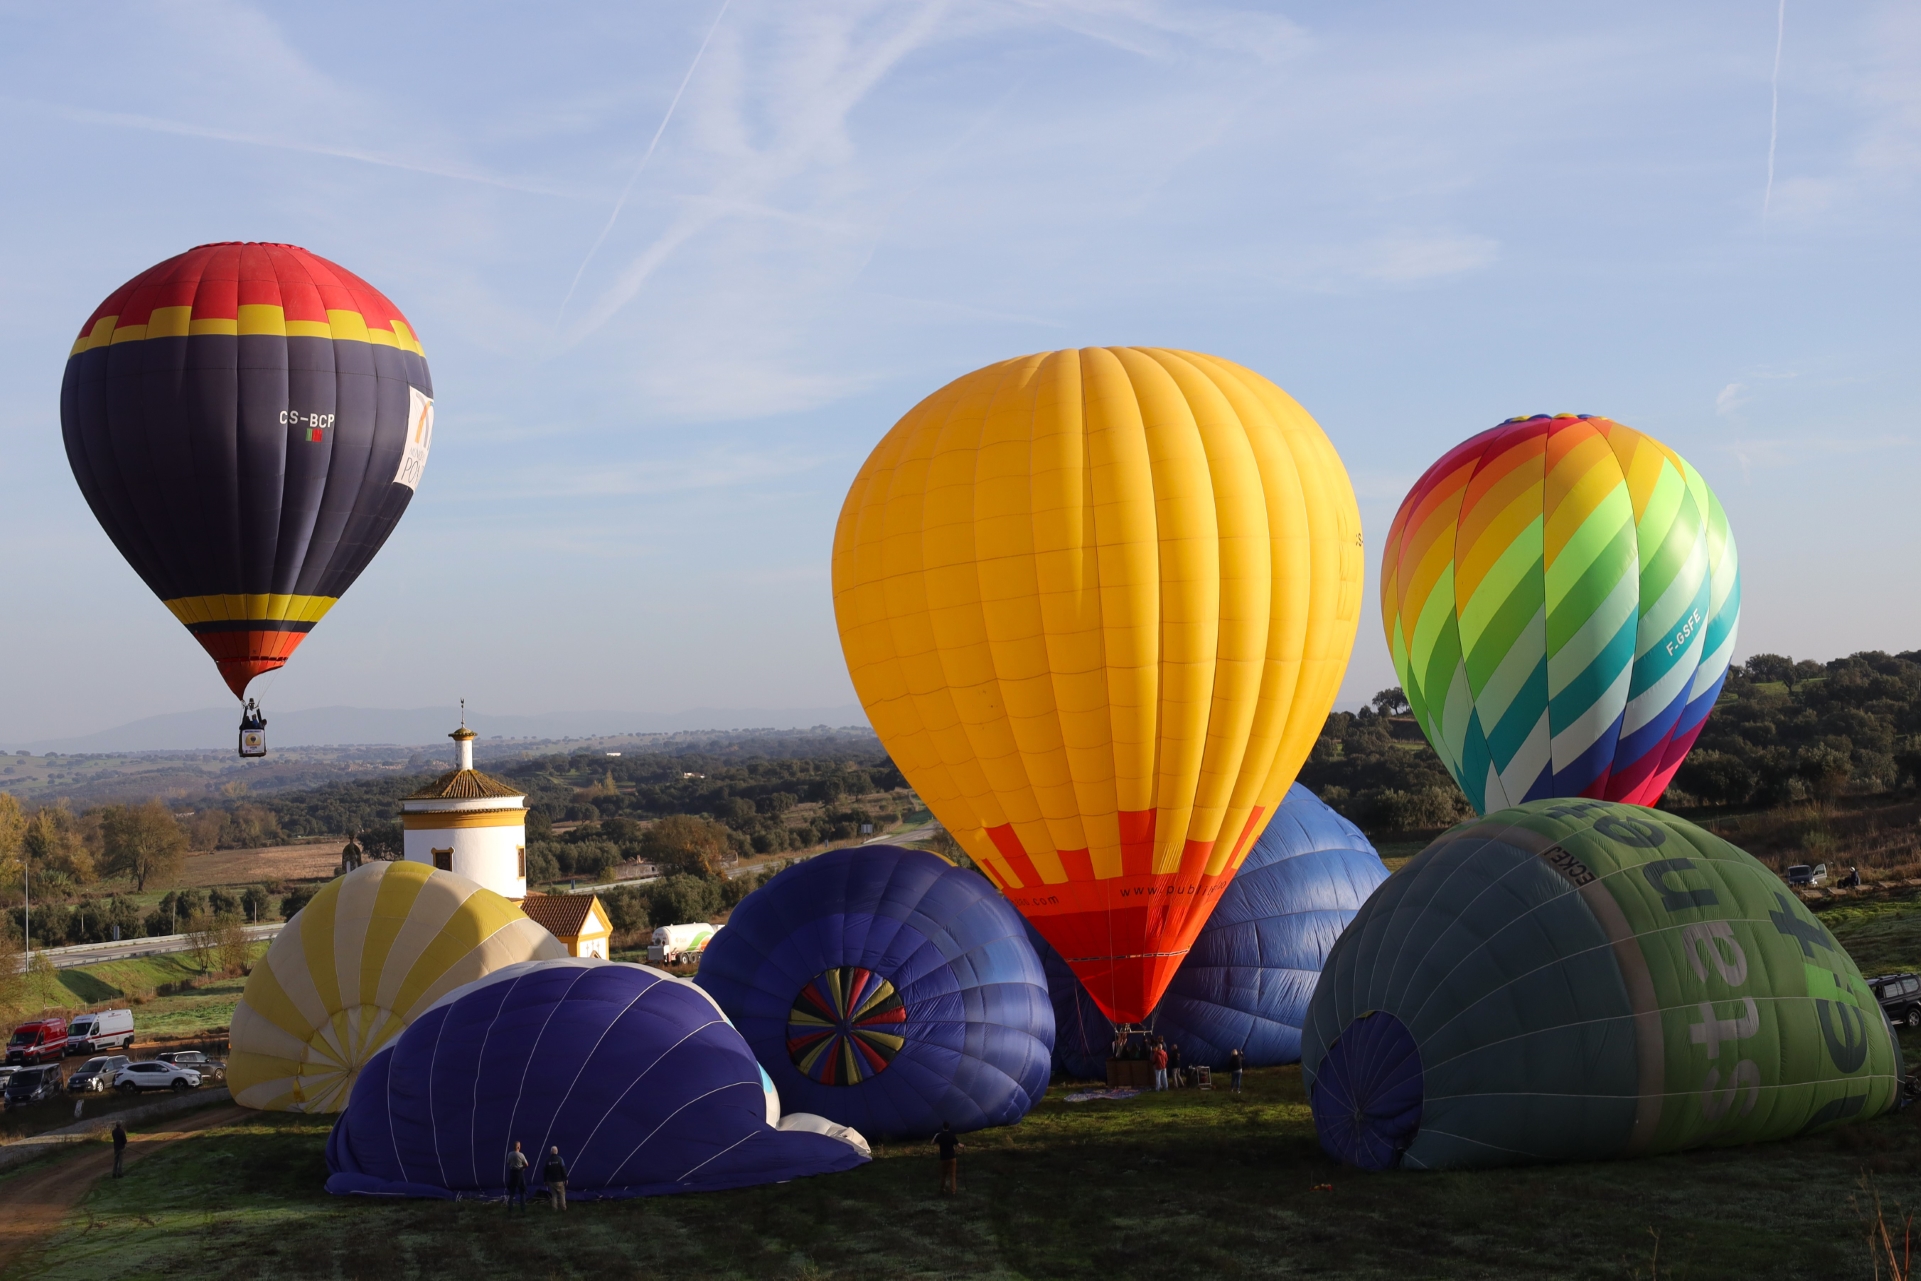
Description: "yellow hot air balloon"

(833, 347), (1362, 1023)
(229, 860), (565, 1112)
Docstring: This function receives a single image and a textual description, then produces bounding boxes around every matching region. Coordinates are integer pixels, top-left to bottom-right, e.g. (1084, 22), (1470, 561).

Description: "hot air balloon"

(327, 960), (871, 1200)
(695, 845), (1053, 1140)
(1302, 800), (1901, 1170)
(1033, 783), (1388, 1078)
(1380, 414), (1739, 812)
(61, 242), (434, 754)
(229, 860), (563, 1112)
(833, 348), (1364, 1024)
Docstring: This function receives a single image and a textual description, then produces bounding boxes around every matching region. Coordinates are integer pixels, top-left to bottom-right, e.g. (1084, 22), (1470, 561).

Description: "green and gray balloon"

(1303, 800), (1901, 1170)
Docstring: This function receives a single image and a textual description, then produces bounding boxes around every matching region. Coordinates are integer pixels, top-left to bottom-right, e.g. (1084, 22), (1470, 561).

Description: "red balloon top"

(70, 242), (421, 354)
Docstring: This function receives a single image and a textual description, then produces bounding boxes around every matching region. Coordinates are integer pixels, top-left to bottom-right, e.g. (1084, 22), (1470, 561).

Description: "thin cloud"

(8, 99), (589, 198)
(554, 0), (735, 334)
(1764, 0), (1786, 216)
(1725, 433), (1910, 474)
(555, 1), (952, 348)
(1358, 232), (1499, 283)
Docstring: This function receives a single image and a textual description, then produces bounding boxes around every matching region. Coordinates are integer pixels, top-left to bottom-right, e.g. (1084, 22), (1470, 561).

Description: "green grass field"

(9, 879), (1921, 1278)
(13, 1064), (1921, 1281)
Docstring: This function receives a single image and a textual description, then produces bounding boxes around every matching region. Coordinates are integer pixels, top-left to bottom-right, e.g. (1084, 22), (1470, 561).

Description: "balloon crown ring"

(786, 967), (906, 1085)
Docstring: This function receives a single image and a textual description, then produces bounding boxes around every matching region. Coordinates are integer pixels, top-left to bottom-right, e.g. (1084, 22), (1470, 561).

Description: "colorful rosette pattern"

(788, 967), (907, 1085)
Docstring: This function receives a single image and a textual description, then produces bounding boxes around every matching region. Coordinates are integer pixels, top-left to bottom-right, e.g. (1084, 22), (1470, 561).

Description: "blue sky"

(1, 0), (1916, 745)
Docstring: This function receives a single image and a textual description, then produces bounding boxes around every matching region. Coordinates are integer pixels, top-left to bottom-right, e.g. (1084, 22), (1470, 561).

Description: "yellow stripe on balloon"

(228, 861), (566, 1113)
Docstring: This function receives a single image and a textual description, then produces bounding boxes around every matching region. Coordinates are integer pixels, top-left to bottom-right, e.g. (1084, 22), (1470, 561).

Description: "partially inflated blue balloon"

(1038, 785), (1389, 1077)
(326, 959), (869, 1200)
(697, 845), (1053, 1140)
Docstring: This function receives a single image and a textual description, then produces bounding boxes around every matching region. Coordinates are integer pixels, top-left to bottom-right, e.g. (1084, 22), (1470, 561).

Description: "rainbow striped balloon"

(1381, 414), (1739, 812)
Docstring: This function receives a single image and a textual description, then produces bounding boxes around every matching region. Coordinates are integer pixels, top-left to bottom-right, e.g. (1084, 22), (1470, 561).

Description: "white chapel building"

(402, 725), (527, 900)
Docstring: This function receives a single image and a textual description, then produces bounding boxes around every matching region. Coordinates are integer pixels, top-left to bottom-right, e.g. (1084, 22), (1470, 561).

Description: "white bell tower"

(400, 717), (528, 900)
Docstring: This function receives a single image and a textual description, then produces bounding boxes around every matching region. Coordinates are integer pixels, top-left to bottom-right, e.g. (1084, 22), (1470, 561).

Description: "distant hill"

(12, 703), (871, 754)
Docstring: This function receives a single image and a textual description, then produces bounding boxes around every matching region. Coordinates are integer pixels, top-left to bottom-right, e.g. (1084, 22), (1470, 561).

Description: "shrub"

(280, 885), (319, 921)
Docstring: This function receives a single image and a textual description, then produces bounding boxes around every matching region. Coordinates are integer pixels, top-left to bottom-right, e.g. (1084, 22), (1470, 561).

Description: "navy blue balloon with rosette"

(697, 845), (1054, 1140)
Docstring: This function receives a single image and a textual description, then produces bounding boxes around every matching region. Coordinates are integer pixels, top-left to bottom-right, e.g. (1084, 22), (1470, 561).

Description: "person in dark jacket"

(544, 1146), (569, 1210)
(933, 1121), (963, 1195)
(112, 1121), (128, 1178)
(504, 1141), (529, 1209)
(1227, 1047), (1245, 1093)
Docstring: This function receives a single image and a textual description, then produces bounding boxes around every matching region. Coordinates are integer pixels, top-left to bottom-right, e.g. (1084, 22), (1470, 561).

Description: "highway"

(21, 922), (285, 972)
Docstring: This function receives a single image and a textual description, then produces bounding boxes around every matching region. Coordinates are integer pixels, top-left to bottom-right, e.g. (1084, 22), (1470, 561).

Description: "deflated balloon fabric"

(832, 348), (1364, 1023)
(696, 845), (1052, 1140)
(325, 959), (870, 1199)
(1380, 415), (1739, 812)
(1301, 800), (1900, 1170)
(61, 242), (434, 700)
(1037, 784), (1388, 1078)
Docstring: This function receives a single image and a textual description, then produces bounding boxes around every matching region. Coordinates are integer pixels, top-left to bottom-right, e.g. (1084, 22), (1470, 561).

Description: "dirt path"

(0, 1105), (249, 1273)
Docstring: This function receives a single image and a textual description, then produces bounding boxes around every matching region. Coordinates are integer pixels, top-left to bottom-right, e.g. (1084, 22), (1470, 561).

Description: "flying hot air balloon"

(832, 348), (1364, 1024)
(1380, 414), (1739, 812)
(61, 242), (434, 754)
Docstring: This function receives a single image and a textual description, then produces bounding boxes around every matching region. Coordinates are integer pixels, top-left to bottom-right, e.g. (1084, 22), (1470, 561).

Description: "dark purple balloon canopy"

(326, 960), (869, 1200)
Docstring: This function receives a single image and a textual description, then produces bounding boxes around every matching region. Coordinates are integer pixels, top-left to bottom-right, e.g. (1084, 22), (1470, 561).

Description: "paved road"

(21, 923), (284, 972)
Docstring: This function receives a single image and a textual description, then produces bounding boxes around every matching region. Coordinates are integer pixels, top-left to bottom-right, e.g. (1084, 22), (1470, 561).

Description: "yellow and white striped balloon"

(229, 860), (564, 1112)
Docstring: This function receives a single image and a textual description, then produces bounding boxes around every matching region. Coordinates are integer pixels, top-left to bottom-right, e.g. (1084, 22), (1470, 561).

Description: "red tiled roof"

(519, 893), (605, 939)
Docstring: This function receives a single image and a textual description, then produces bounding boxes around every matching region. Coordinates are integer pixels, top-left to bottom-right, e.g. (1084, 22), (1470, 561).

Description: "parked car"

(66, 1010), (136, 1055)
(1869, 973), (1921, 1028)
(113, 1061), (201, 1094)
(7, 1017), (69, 1066)
(67, 1055), (133, 1093)
(4, 1065), (65, 1108)
(1784, 863), (1828, 888)
(154, 1051), (226, 1082)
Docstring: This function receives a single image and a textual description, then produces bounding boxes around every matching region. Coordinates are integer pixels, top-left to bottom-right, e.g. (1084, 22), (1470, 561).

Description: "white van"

(67, 1010), (135, 1054)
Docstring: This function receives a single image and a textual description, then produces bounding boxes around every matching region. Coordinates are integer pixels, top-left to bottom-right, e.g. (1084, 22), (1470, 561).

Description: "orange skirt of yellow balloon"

(832, 348), (1362, 1022)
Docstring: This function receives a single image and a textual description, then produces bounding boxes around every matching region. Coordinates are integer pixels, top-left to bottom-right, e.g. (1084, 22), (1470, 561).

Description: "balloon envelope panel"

(230, 861), (563, 1112)
(1036, 785), (1388, 1078)
(61, 242), (433, 697)
(1302, 800), (1900, 1170)
(1380, 415), (1739, 813)
(833, 348), (1364, 1022)
(696, 845), (1053, 1140)
(326, 960), (870, 1199)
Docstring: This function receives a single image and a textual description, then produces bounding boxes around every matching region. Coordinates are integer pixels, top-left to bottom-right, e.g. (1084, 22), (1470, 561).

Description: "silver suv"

(68, 1055), (132, 1093)
(113, 1061), (202, 1094)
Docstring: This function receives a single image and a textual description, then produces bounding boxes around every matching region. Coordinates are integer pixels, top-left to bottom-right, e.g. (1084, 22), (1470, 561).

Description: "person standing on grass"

(1168, 1042), (1183, 1089)
(933, 1121), (963, 1195)
(505, 1141), (529, 1209)
(111, 1121), (127, 1179)
(544, 1146), (569, 1210)
(1227, 1047), (1245, 1093)
(1151, 1040), (1168, 1091)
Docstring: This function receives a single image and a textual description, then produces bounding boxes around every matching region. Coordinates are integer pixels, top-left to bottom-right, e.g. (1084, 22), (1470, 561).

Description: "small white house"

(401, 726), (527, 900)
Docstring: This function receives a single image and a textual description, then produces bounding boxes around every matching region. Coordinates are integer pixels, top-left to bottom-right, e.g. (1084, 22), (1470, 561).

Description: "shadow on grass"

(57, 970), (124, 1004)
(13, 1070), (1921, 1281)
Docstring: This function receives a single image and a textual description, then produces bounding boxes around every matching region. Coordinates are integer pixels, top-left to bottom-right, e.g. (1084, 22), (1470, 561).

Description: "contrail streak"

(555, 0), (733, 333)
(1764, 0), (1785, 216)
